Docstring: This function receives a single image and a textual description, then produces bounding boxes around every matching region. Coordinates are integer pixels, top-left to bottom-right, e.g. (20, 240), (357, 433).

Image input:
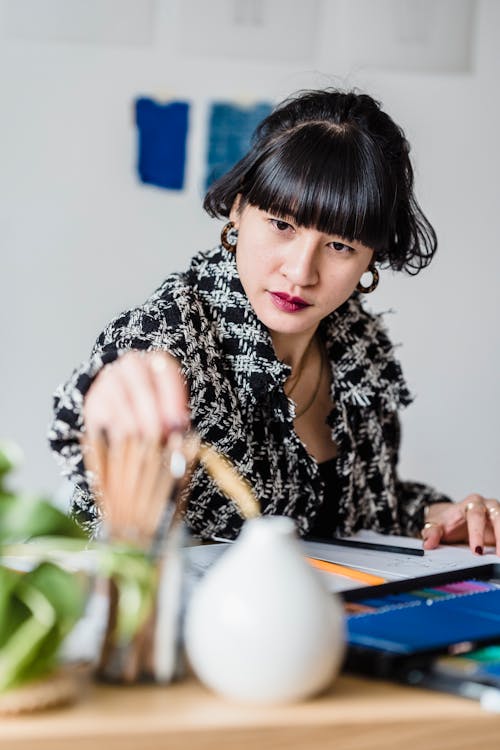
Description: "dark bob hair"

(204, 89), (437, 274)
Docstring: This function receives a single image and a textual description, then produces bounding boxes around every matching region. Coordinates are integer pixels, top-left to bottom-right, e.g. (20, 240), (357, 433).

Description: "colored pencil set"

(346, 579), (500, 655)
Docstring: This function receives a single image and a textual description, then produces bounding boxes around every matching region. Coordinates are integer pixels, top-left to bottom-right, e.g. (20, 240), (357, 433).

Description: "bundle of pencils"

(82, 431), (260, 545)
(83, 431), (199, 546)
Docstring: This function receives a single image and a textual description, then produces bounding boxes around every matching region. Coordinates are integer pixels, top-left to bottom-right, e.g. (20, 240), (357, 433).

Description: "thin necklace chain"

(289, 343), (325, 420)
(295, 346), (324, 419)
(285, 337), (315, 400)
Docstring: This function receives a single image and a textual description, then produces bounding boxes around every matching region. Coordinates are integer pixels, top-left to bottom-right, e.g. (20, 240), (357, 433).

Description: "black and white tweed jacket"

(49, 245), (450, 540)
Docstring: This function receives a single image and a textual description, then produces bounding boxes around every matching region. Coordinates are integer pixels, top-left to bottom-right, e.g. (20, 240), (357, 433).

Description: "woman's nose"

(280, 240), (319, 287)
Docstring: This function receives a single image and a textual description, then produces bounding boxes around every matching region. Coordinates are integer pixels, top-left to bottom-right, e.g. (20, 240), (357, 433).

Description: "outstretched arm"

(48, 279), (191, 531)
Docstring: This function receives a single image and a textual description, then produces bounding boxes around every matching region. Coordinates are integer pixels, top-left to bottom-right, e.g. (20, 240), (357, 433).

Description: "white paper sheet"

(303, 530), (499, 584)
(183, 531), (500, 595)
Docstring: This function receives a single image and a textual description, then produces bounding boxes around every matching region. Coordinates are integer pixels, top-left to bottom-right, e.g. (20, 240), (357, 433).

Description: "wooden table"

(1, 673), (500, 750)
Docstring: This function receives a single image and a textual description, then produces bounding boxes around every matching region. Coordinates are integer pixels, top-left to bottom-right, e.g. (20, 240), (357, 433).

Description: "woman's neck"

(270, 328), (319, 374)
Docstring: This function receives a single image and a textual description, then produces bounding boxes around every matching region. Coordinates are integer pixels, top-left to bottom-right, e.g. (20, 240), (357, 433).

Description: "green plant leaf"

(0, 563), (87, 692)
(0, 567), (28, 646)
(27, 563), (87, 632)
(0, 494), (86, 544)
(0, 444), (96, 691)
(97, 546), (158, 642)
(0, 605), (55, 691)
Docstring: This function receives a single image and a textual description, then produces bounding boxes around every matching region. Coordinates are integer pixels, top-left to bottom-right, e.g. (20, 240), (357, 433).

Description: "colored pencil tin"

(340, 564), (500, 679)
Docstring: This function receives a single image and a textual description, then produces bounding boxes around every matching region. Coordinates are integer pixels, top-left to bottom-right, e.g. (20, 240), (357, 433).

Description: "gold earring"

(357, 264), (379, 294)
(220, 222), (238, 253)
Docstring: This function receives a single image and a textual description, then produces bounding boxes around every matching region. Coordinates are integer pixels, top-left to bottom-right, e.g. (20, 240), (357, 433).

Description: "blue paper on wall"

(135, 98), (189, 190)
(205, 101), (272, 189)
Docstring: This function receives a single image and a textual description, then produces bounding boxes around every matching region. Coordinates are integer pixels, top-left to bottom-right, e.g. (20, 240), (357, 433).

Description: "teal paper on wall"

(135, 98), (189, 190)
(205, 101), (272, 189)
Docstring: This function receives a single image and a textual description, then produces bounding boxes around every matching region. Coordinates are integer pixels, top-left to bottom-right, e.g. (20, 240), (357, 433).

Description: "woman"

(49, 89), (499, 553)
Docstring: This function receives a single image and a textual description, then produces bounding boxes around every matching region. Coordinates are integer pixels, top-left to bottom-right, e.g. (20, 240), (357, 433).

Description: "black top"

(306, 458), (341, 538)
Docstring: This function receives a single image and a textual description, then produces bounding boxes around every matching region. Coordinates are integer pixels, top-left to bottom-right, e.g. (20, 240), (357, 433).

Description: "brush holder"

(87, 433), (199, 685)
(96, 522), (186, 684)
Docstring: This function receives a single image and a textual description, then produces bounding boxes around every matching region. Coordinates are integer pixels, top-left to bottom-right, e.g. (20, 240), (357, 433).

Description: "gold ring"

(421, 522), (441, 538)
(150, 355), (168, 374)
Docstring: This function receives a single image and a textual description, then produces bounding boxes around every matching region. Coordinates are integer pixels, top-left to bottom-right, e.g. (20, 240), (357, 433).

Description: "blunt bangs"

(242, 124), (393, 252)
(204, 89), (438, 274)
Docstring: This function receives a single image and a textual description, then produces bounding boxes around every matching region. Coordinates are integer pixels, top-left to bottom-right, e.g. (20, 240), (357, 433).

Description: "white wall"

(0, 0), (498, 504)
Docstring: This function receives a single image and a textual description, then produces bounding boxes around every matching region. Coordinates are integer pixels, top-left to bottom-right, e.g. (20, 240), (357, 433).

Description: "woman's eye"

(270, 219), (293, 232)
(331, 241), (355, 254)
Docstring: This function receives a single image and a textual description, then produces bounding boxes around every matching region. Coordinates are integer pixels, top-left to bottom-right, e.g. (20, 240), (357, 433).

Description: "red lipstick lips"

(269, 291), (310, 313)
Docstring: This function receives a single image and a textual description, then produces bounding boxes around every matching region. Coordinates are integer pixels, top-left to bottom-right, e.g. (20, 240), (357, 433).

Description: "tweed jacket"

(49, 245), (450, 540)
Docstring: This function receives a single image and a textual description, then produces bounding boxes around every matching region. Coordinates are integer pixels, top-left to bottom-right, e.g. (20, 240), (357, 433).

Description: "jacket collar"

(320, 296), (413, 411)
(192, 246), (290, 407)
(192, 246), (411, 412)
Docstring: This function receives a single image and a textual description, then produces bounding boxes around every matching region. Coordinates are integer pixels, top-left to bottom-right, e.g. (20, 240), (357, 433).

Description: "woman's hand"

(421, 495), (500, 556)
(83, 350), (190, 443)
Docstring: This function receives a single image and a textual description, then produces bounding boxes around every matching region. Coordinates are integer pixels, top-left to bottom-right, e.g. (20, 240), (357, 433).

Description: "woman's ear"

(229, 194), (242, 226)
(365, 250), (376, 271)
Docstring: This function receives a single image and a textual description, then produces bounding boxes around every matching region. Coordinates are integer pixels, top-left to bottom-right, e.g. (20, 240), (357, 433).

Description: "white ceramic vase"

(184, 516), (345, 704)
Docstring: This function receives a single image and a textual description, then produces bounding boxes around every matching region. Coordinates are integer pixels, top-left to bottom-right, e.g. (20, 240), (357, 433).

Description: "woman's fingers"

(423, 495), (500, 555)
(485, 499), (500, 556)
(83, 350), (189, 442)
(421, 502), (462, 549)
(462, 495), (488, 554)
(84, 365), (137, 441)
(421, 521), (444, 550)
(460, 494), (500, 555)
(113, 352), (164, 441)
(148, 352), (190, 433)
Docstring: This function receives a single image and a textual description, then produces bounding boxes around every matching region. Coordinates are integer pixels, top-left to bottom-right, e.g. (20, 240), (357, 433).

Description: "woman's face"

(230, 202), (375, 340)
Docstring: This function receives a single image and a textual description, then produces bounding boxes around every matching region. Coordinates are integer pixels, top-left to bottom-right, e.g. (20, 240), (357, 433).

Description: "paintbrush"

(198, 441), (261, 520)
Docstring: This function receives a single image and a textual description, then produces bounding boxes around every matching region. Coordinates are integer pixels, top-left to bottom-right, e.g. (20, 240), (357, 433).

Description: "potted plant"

(0, 441), (174, 712)
(0, 441), (89, 712)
